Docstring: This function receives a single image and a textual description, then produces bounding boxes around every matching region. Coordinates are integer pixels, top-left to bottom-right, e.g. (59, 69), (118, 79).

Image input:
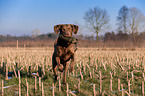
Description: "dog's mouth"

(61, 32), (72, 37)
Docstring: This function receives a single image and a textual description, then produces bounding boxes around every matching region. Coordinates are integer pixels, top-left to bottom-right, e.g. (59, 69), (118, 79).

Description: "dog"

(52, 24), (78, 84)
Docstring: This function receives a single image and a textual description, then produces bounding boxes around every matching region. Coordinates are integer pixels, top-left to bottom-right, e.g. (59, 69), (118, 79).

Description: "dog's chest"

(57, 38), (69, 47)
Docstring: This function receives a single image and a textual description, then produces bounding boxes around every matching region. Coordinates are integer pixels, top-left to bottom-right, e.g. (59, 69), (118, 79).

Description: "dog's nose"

(63, 32), (70, 36)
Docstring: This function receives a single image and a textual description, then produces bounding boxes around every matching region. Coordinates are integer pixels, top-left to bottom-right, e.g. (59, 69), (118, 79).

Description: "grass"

(0, 47), (145, 95)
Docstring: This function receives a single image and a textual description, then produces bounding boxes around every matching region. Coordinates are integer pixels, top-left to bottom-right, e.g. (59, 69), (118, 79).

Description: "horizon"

(0, 0), (145, 36)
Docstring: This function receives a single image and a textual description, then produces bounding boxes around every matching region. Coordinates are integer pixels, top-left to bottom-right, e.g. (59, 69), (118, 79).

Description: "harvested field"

(0, 47), (145, 95)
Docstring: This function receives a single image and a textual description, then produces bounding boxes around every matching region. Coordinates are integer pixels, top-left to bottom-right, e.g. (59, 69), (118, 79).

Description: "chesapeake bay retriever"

(52, 24), (78, 84)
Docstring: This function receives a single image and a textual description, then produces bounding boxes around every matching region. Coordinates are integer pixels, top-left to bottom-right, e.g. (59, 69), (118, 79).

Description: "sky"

(0, 0), (145, 36)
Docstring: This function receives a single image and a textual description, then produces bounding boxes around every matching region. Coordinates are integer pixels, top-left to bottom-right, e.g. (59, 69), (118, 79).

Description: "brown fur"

(52, 24), (78, 84)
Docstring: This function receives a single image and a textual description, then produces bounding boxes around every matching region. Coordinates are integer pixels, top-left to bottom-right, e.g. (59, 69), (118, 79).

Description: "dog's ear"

(72, 25), (79, 34)
(54, 25), (61, 34)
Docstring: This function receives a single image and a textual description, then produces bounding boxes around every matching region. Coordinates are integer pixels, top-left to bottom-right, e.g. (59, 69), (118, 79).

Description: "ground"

(0, 47), (145, 95)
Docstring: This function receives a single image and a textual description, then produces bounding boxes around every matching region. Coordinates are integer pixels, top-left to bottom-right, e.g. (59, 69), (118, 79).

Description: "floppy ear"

(54, 25), (61, 34)
(72, 25), (79, 34)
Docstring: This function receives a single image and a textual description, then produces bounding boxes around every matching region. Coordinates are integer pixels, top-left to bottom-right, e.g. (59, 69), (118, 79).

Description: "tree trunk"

(132, 32), (136, 47)
(96, 31), (99, 41)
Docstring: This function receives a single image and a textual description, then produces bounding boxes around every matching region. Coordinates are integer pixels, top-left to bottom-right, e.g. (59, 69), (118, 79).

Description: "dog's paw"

(71, 38), (78, 44)
(69, 67), (74, 73)
(58, 65), (63, 72)
(53, 75), (58, 82)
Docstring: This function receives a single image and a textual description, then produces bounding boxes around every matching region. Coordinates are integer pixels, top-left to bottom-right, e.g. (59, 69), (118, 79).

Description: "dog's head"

(54, 24), (78, 37)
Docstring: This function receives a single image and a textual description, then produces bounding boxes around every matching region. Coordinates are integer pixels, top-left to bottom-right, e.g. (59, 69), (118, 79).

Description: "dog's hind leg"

(69, 54), (75, 73)
(62, 62), (69, 85)
(53, 65), (58, 81)
(52, 54), (58, 81)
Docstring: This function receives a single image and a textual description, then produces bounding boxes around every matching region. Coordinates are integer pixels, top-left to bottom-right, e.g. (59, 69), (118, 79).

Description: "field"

(0, 47), (145, 96)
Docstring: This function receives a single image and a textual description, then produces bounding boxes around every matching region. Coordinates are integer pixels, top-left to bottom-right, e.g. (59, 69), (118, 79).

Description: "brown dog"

(52, 24), (78, 84)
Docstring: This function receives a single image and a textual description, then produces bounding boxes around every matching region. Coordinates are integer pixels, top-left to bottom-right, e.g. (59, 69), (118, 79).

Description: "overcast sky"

(0, 0), (145, 36)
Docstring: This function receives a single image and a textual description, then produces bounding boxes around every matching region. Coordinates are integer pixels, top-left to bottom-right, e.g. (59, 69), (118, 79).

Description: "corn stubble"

(0, 47), (145, 95)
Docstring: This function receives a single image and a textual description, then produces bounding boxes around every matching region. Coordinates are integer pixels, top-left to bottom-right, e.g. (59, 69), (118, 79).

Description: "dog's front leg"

(69, 54), (75, 73)
(56, 57), (63, 72)
(62, 62), (68, 84)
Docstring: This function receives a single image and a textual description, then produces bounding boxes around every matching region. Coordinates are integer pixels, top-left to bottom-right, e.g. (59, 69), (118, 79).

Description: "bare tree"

(128, 7), (145, 43)
(117, 5), (129, 33)
(32, 29), (41, 38)
(84, 7), (110, 41)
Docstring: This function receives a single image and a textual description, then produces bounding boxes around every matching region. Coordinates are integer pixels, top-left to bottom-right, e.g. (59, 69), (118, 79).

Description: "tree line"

(1, 31), (145, 47)
(0, 33), (57, 42)
(83, 5), (145, 43)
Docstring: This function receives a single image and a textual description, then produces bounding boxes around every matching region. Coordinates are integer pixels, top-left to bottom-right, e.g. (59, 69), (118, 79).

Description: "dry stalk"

(2, 80), (4, 96)
(79, 68), (83, 79)
(110, 79), (112, 92)
(121, 84), (124, 96)
(52, 83), (55, 96)
(18, 70), (21, 96)
(42, 82), (44, 96)
(78, 79), (80, 92)
(69, 91), (76, 96)
(27, 81), (29, 96)
(118, 78), (120, 91)
(128, 79), (131, 94)
(142, 81), (144, 96)
(35, 76), (37, 91)
(59, 75), (61, 91)
(127, 72), (128, 81)
(5, 63), (8, 80)
(13, 65), (17, 77)
(1, 56), (3, 67)
(39, 77), (41, 90)
(131, 71), (134, 82)
(67, 83), (69, 96)
(143, 73), (145, 81)
(99, 71), (102, 93)
(93, 84), (96, 96)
